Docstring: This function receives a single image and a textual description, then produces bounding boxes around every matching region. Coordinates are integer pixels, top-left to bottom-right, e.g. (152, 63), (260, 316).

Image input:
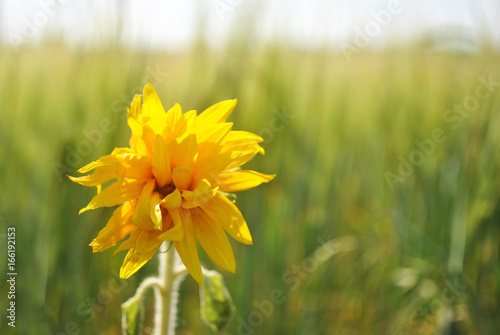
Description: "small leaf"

(121, 295), (141, 335)
(121, 277), (161, 335)
(200, 269), (236, 332)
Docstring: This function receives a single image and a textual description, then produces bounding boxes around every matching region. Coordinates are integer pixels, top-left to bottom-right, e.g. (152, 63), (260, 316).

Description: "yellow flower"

(70, 84), (275, 286)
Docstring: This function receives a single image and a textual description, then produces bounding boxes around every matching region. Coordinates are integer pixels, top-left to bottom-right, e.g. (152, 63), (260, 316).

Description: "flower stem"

(156, 243), (177, 335)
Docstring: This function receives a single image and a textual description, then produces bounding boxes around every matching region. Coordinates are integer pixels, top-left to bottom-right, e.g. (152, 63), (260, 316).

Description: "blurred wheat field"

(0, 40), (499, 335)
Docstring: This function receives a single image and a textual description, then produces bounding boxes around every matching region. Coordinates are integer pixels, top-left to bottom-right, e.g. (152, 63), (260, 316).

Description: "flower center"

(155, 182), (176, 198)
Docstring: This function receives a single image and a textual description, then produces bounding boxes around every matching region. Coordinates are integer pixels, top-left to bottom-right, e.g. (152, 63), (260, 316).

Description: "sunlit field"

(0, 35), (499, 334)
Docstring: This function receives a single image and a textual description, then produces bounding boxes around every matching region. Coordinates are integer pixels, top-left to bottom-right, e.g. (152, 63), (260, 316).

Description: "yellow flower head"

(70, 84), (275, 285)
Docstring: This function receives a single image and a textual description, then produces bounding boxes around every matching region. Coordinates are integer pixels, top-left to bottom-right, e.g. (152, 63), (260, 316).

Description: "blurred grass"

(0, 37), (499, 335)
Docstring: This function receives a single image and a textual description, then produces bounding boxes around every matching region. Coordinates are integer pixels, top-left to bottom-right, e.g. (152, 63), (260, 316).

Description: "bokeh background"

(1, 0), (499, 334)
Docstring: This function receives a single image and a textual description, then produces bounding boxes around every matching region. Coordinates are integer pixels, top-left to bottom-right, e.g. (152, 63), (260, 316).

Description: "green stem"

(157, 244), (177, 335)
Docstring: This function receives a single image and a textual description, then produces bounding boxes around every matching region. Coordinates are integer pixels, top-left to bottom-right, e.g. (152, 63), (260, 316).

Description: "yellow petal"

(192, 208), (235, 273)
(197, 142), (224, 163)
(160, 188), (182, 209)
(202, 193), (252, 245)
(120, 240), (163, 279)
(158, 207), (184, 241)
(197, 122), (233, 145)
(132, 180), (158, 230)
(197, 99), (237, 129)
(113, 227), (140, 256)
(129, 122), (150, 157)
(68, 169), (115, 187)
(191, 152), (235, 188)
(150, 192), (163, 230)
(165, 103), (182, 131)
(89, 202), (136, 252)
(129, 94), (141, 118)
(110, 148), (136, 157)
(183, 110), (198, 130)
(168, 109), (197, 141)
(75, 152), (152, 183)
(172, 167), (193, 191)
(135, 229), (163, 253)
(118, 153), (153, 181)
(77, 154), (121, 173)
(128, 96), (156, 156)
(223, 130), (263, 145)
(171, 134), (198, 169)
(225, 144), (265, 171)
(138, 123), (156, 157)
(128, 95), (151, 156)
(221, 132), (264, 156)
(152, 134), (171, 187)
(220, 130), (265, 170)
(119, 248), (155, 279)
(173, 209), (203, 286)
(181, 179), (218, 209)
(215, 170), (275, 192)
(142, 84), (167, 134)
(79, 180), (144, 214)
(195, 123), (233, 162)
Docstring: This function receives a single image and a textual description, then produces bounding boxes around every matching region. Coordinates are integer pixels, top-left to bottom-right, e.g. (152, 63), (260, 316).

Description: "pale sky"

(1, 0), (499, 50)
